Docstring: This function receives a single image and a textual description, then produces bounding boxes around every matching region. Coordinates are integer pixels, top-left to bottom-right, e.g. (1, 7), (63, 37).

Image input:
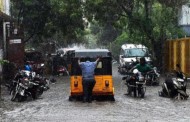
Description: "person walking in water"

(78, 56), (100, 103)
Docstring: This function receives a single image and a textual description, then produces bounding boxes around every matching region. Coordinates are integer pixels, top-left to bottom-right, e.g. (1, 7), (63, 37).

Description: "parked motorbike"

(33, 74), (50, 91)
(10, 70), (44, 102)
(57, 65), (69, 76)
(145, 67), (160, 86)
(122, 69), (146, 98)
(158, 72), (189, 100)
(29, 63), (50, 90)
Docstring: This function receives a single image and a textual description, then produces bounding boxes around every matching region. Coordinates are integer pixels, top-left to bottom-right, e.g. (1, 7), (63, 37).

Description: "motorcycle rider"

(129, 57), (152, 74)
(159, 76), (188, 99)
(125, 57), (152, 95)
(175, 64), (183, 79)
(159, 64), (188, 98)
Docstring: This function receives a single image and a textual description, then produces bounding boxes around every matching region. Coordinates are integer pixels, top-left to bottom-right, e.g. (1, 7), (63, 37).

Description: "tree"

(11, 0), (52, 43)
(84, 0), (188, 71)
(0, 59), (10, 100)
(11, 0), (87, 47)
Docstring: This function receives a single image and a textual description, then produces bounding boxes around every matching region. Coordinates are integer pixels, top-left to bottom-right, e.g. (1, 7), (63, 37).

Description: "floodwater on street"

(1, 64), (190, 122)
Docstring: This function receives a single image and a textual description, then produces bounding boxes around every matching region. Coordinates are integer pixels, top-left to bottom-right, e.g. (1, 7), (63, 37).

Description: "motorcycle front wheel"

(138, 87), (145, 98)
(11, 89), (26, 102)
(10, 88), (17, 101)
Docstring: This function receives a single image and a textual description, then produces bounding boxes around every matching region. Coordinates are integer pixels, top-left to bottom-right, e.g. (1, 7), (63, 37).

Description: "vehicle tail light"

(105, 80), (109, 87)
(74, 81), (78, 87)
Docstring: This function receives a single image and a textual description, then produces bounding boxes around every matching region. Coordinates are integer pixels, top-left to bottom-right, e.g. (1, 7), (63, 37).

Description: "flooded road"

(1, 64), (190, 122)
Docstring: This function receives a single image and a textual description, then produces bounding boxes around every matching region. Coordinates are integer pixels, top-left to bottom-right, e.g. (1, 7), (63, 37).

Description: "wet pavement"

(1, 64), (190, 122)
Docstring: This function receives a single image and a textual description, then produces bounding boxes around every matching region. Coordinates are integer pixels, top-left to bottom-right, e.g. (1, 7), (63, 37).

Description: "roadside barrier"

(164, 38), (190, 76)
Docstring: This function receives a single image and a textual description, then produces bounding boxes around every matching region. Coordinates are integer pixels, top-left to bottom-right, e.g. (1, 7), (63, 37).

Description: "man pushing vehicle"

(78, 56), (100, 103)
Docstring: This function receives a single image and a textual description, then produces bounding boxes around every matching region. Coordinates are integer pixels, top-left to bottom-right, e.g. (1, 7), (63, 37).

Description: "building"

(179, 3), (190, 37)
(0, 0), (11, 73)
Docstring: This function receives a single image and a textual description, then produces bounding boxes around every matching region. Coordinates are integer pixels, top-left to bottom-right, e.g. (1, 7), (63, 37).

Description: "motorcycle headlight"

(177, 78), (184, 82)
(133, 69), (139, 74)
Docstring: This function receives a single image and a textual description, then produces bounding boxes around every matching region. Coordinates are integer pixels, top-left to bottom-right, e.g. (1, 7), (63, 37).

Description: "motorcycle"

(122, 69), (146, 98)
(10, 70), (44, 102)
(158, 72), (189, 100)
(145, 67), (160, 86)
(29, 63), (50, 90)
(57, 65), (69, 76)
(33, 74), (50, 91)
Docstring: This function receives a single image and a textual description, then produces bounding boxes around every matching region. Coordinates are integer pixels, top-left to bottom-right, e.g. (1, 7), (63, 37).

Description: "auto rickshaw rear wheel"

(69, 95), (83, 101)
(109, 95), (115, 101)
(69, 96), (73, 101)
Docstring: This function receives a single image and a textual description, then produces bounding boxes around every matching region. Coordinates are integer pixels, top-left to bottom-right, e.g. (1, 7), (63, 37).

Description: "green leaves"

(11, 0), (188, 56)
(83, 0), (188, 67)
(11, 0), (86, 46)
(0, 60), (9, 65)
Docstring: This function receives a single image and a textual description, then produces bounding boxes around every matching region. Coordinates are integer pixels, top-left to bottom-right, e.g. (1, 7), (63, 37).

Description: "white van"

(119, 44), (152, 68)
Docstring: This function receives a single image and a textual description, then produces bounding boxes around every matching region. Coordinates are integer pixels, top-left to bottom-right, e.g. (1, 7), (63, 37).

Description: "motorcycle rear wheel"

(33, 86), (44, 99)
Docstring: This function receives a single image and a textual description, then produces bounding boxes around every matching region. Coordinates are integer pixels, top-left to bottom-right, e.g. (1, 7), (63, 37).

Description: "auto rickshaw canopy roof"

(74, 49), (111, 58)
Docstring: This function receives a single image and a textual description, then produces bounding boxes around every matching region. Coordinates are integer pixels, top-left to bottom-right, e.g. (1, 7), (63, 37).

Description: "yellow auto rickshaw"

(69, 49), (115, 101)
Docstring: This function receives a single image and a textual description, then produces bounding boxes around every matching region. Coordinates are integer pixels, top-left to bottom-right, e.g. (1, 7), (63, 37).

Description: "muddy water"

(1, 64), (190, 122)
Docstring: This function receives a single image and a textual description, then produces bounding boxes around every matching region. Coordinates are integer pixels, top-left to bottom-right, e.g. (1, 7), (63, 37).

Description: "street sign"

(9, 39), (21, 44)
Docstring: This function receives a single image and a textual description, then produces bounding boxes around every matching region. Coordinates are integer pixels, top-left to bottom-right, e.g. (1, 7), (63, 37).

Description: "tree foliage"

(84, 0), (188, 70)
(0, 60), (9, 64)
(11, 0), (51, 42)
(11, 0), (189, 69)
(11, 0), (86, 47)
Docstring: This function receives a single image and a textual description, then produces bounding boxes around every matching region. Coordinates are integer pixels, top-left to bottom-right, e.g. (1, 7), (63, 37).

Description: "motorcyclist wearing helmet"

(129, 57), (152, 74)
(124, 57), (152, 95)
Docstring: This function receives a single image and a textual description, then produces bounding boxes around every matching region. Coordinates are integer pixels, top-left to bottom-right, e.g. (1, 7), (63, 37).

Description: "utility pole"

(0, 22), (10, 100)
(3, 21), (10, 60)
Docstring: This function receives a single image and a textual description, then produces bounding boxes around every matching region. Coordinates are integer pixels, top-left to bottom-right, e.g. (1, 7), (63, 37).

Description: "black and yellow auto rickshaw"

(69, 49), (115, 101)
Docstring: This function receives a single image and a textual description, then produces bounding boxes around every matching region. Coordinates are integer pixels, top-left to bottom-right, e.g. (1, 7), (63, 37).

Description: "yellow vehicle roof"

(74, 49), (111, 58)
